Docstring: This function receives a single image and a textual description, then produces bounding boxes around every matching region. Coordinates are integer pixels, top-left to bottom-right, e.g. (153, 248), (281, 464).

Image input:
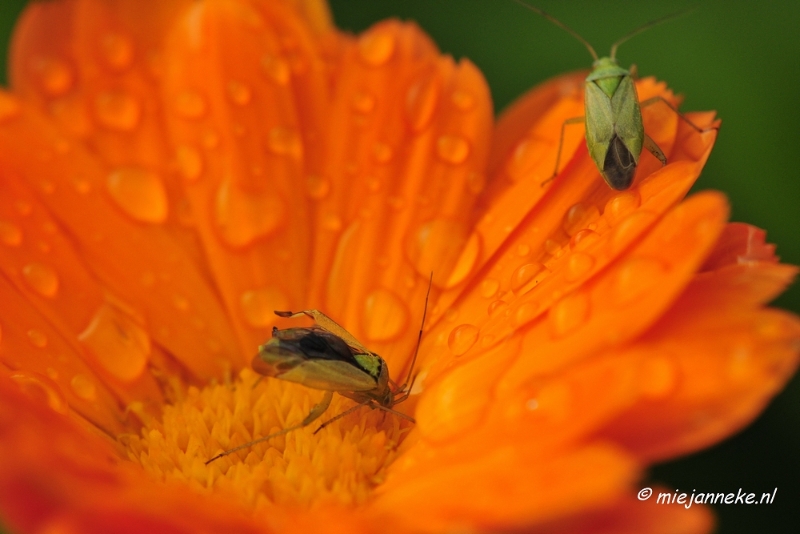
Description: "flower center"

(124, 369), (411, 509)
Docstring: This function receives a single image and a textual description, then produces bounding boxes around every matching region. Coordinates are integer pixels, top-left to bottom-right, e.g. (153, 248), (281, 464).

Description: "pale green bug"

(510, 0), (716, 190)
(205, 278), (431, 465)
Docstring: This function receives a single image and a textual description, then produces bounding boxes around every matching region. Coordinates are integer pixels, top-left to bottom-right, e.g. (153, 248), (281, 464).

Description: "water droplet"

(480, 278), (499, 299)
(638, 357), (678, 398)
(448, 324), (479, 356)
(262, 54), (290, 85)
(351, 90), (376, 114)
(0, 221), (22, 246)
(451, 90), (476, 111)
(175, 145), (203, 182)
(240, 287), (289, 328)
(407, 219), (481, 288)
(266, 127), (302, 158)
(31, 56), (73, 96)
(0, 93), (20, 122)
(22, 262), (59, 298)
(487, 300), (509, 317)
(358, 28), (396, 66)
(436, 135), (470, 164)
(72, 176), (92, 194)
(549, 291), (590, 338)
(569, 229), (600, 251)
(174, 91), (207, 119)
(563, 203), (600, 237)
(11, 372), (68, 414)
(306, 175), (330, 200)
(604, 190), (641, 226)
(544, 239), (561, 255)
(362, 289), (409, 341)
(227, 80), (252, 105)
(505, 139), (539, 182)
(609, 211), (657, 255)
(372, 142), (393, 163)
(512, 301), (540, 327)
(510, 263), (545, 293)
(78, 304), (151, 383)
(106, 168), (169, 224)
(70, 374), (97, 401)
(213, 179), (285, 247)
(27, 329), (48, 348)
(100, 32), (134, 70)
(405, 74), (440, 132)
(516, 244), (531, 257)
(565, 252), (594, 282)
(323, 213), (342, 232)
(93, 90), (141, 131)
(611, 256), (668, 306)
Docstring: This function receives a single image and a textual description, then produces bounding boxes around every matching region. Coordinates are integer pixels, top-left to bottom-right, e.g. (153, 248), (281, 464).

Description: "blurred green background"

(0, 0), (797, 532)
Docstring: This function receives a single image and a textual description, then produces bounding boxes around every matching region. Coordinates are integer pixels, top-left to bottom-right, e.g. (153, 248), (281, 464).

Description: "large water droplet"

(405, 74), (440, 132)
(358, 28), (396, 66)
(100, 32), (134, 70)
(362, 289), (409, 341)
(305, 175), (330, 200)
(549, 291), (590, 338)
(480, 278), (499, 299)
(512, 301), (540, 328)
(562, 203), (600, 237)
(611, 256), (668, 306)
(0, 220), (22, 246)
(448, 324), (479, 356)
(31, 56), (73, 96)
(70, 374), (97, 401)
(266, 127), (302, 158)
(106, 168), (169, 224)
(94, 90), (141, 131)
(78, 304), (151, 383)
(564, 252), (595, 282)
(436, 135), (470, 164)
(262, 54), (290, 85)
(240, 287), (289, 328)
(227, 80), (252, 105)
(213, 179), (285, 248)
(604, 190), (641, 225)
(406, 219), (481, 288)
(510, 263), (545, 294)
(11, 372), (68, 414)
(174, 91), (207, 119)
(22, 262), (59, 297)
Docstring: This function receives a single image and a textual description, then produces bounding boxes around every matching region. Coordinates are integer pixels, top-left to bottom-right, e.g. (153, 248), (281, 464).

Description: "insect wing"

(584, 81), (615, 172)
(610, 75), (644, 163)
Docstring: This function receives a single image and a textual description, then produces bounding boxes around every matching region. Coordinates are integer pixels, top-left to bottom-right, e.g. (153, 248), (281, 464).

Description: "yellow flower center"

(124, 369), (411, 509)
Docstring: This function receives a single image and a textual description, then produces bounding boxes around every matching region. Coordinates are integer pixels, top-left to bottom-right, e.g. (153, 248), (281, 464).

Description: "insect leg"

(643, 134), (667, 166)
(640, 96), (720, 133)
(545, 116), (585, 186)
(205, 390), (333, 465)
(312, 401), (368, 435)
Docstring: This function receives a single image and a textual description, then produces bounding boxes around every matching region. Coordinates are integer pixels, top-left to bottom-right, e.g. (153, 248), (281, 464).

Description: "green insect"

(205, 280), (431, 465)
(511, 0), (715, 190)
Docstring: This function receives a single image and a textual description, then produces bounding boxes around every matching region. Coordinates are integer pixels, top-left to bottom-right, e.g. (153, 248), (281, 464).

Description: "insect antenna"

(610, 7), (696, 59)
(509, 0), (598, 61)
(396, 273), (433, 396)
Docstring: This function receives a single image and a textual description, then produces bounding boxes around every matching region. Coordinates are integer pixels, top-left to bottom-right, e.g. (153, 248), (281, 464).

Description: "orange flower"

(0, 1), (797, 533)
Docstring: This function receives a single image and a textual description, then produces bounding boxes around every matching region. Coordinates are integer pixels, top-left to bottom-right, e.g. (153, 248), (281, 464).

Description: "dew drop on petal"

(22, 262), (59, 298)
(565, 252), (595, 282)
(611, 256), (668, 306)
(549, 291), (590, 338)
(70, 374), (97, 401)
(72, 176), (92, 195)
(569, 229), (600, 251)
(604, 190), (641, 225)
(436, 135), (470, 164)
(407, 219), (478, 288)
(516, 244), (531, 257)
(480, 278), (499, 299)
(174, 91), (207, 119)
(266, 127), (302, 158)
(562, 203), (600, 237)
(240, 287), (289, 328)
(608, 211), (656, 255)
(11, 372), (68, 414)
(510, 263), (545, 294)
(362, 289), (409, 341)
(227, 80), (252, 105)
(31, 56), (73, 96)
(405, 74), (440, 132)
(26, 329), (48, 348)
(448, 324), (479, 356)
(261, 54), (290, 85)
(358, 28), (396, 66)
(94, 90), (141, 131)
(0, 221), (22, 246)
(106, 168), (169, 224)
(487, 300), (509, 317)
(512, 301), (540, 328)
(213, 180), (284, 248)
(305, 175), (330, 200)
(351, 90), (376, 114)
(100, 32), (134, 70)
(78, 304), (151, 383)
(175, 145), (203, 182)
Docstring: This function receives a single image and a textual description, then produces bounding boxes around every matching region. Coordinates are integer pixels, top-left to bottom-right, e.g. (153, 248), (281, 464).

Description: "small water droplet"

(372, 142), (393, 163)
(100, 32), (134, 70)
(31, 56), (73, 96)
(358, 28), (396, 66)
(563, 203), (600, 237)
(549, 291), (590, 338)
(512, 301), (540, 328)
(262, 54), (290, 85)
(27, 329), (48, 348)
(266, 126), (302, 158)
(569, 229), (600, 251)
(351, 90), (376, 114)
(565, 252), (594, 282)
(544, 239), (561, 255)
(22, 262), (59, 298)
(72, 176), (92, 194)
(240, 287), (289, 328)
(436, 135), (470, 164)
(448, 324), (479, 356)
(516, 244), (531, 257)
(405, 74), (440, 132)
(362, 289), (409, 341)
(11, 372), (68, 414)
(106, 168), (169, 224)
(487, 300), (509, 317)
(604, 190), (641, 226)
(480, 278), (499, 298)
(306, 175), (330, 200)
(94, 90), (141, 131)
(175, 145), (203, 182)
(611, 256), (668, 306)
(510, 263), (545, 293)
(451, 90), (476, 111)
(78, 304), (151, 383)
(227, 80), (252, 105)
(174, 91), (207, 119)
(70, 374), (97, 401)
(213, 180), (285, 247)
(0, 221), (22, 246)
